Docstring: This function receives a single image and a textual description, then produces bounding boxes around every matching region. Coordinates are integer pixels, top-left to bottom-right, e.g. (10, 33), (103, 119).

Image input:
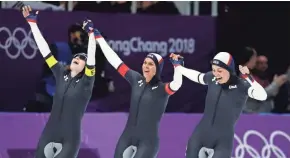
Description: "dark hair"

(68, 24), (84, 36)
(236, 46), (256, 66)
(68, 24), (88, 44)
(68, 23), (108, 39)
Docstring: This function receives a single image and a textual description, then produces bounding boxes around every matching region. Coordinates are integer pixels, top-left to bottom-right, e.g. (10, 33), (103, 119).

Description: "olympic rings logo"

(0, 26), (38, 60)
(233, 130), (290, 158)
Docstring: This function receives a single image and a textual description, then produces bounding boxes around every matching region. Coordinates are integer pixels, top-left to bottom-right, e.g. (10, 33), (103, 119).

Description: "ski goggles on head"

(73, 53), (87, 61)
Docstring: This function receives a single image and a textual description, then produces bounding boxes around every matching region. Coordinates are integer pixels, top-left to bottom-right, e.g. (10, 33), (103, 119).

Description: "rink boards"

(0, 113), (289, 158)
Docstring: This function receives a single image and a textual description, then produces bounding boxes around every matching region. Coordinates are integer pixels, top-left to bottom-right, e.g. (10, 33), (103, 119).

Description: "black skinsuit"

(114, 63), (175, 158)
(186, 72), (251, 158)
(35, 54), (95, 158)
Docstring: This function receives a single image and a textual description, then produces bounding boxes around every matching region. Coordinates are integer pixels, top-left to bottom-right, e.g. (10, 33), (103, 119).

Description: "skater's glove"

(169, 53), (184, 67)
(22, 5), (39, 23)
(82, 19), (102, 38)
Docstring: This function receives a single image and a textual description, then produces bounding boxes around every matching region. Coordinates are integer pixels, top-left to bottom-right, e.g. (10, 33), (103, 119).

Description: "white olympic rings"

(233, 130), (290, 158)
(0, 26), (38, 60)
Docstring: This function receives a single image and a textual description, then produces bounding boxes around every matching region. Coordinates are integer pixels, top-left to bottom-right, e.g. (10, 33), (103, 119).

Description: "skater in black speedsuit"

(171, 52), (267, 158)
(82, 20), (183, 158)
(23, 6), (96, 158)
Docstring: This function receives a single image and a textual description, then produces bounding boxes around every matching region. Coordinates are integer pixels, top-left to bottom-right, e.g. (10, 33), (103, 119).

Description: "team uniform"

(94, 29), (183, 158)
(26, 12), (96, 158)
(176, 52), (267, 158)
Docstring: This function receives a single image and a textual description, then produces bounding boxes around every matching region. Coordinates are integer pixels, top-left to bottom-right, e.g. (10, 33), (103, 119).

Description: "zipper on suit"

(134, 84), (147, 126)
(211, 88), (222, 125)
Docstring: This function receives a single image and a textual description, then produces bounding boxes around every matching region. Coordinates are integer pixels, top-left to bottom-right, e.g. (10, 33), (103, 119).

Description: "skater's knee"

(123, 145), (137, 158)
(198, 147), (214, 158)
(44, 142), (63, 158)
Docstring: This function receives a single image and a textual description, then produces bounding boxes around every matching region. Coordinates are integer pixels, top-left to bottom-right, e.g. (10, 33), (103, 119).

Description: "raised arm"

(82, 26), (96, 88)
(239, 66), (267, 101)
(256, 74), (287, 98)
(97, 36), (142, 84)
(82, 20), (142, 85)
(264, 82), (280, 97)
(95, 37), (122, 70)
(23, 6), (63, 77)
(163, 67), (182, 95)
(165, 54), (184, 95)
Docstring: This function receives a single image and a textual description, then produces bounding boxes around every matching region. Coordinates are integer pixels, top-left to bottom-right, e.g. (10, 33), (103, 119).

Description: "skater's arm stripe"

(165, 83), (175, 95)
(85, 65), (95, 77)
(45, 53), (58, 68)
(117, 63), (130, 77)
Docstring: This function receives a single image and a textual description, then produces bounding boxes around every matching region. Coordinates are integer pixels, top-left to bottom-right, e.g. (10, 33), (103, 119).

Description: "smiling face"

(212, 65), (230, 84)
(70, 56), (86, 73)
(142, 58), (157, 82)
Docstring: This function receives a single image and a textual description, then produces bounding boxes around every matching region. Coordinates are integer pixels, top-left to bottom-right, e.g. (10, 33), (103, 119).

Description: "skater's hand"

(169, 53), (184, 67)
(22, 5), (39, 23)
(82, 19), (102, 37)
(82, 19), (94, 33)
(239, 65), (250, 75)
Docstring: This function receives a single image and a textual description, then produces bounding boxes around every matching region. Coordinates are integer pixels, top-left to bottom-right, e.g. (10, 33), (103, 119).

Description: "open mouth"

(144, 70), (149, 73)
(216, 77), (222, 81)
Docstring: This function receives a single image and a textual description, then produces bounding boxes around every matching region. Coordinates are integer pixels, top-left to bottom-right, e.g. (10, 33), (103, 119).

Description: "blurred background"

(0, 1), (289, 158)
